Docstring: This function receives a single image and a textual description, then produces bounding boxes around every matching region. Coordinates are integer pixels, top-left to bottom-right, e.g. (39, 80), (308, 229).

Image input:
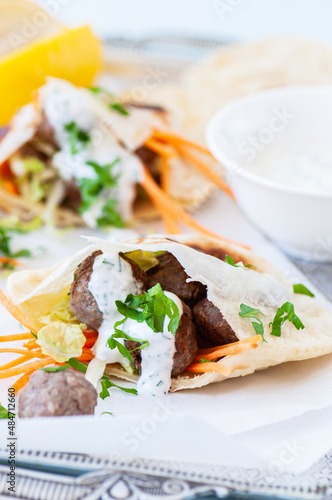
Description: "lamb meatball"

(69, 250), (103, 331)
(18, 369), (97, 418)
(126, 302), (198, 377)
(69, 251), (147, 331)
(147, 252), (206, 307)
(193, 298), (238, 347)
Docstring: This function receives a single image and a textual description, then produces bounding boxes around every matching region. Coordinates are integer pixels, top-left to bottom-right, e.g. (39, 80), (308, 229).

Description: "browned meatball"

(126, 302), (198, 377)
(69, 250), (103, 331)
(147, 252), (207, 307)
(172, 303), (198, 376)
(193, 298), (238, 347)
(36, 111), (57, 146)
(65, 178), (82, 211)
(70, 251), (148, 331)
(18, 370), (97, 418)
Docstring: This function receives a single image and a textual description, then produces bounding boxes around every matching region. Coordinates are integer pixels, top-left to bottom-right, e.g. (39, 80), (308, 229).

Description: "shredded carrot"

(144, 138), (176, 159)
(0, 354), (31, 371)
(0, 332), (35, 342)
(152, 129), (235, 199)
(0, 357), (56, 379)
(0, 257), (25, 268)
(11, 371), (34, 393)
(146, 175), (181, 234)
(3, 179), (19, 195)
(198, 335), (263, 356)
(0, 348), (46, 358)
(0, 290), (37, 333)
(186, 362), (231, 376)
(153, 129), (213, 157)
(195, 341), (259, 362)
(140, 165), (249, 247)
(23, 339), (39, 350)
(160, 156), (171, 193)
(178, 145), (235, 200)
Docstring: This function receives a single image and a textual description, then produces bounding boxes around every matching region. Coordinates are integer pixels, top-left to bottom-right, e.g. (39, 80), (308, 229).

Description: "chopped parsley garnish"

(96, 199), (124, 228)
(109, 102), (129, 116)
(239, 303), (266, 342)
(0, 403), (10, 419)
(269, 302), (305, 337)
(42, 365), (69, 373)
(293, 283), (315, 298)
(89, 86), (130, 116)
(0, 227), (32, 270)
(225, 255), (255, 270)
(107, 331), (149, 365)
(199, 358), (211, 363)
(78, 158), (124, 228)
(64, 121), (91, 155)
(65, 358), (88, 373)
(64, 358), (136, 400)
(106, 283), (180, 367)
(100, 380), (137, 400)
(115, 283), (180, 336)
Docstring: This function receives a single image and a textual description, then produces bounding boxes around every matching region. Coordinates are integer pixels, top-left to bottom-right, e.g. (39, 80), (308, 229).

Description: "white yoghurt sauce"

(246, 140), (332, 194)
(39, 78), (142, 226)
(86, 251), (183, 396)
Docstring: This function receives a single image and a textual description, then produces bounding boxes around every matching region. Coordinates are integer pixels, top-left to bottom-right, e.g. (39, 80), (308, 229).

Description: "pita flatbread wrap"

(144, 37), (332, 143)
(2, 234), (332, 394)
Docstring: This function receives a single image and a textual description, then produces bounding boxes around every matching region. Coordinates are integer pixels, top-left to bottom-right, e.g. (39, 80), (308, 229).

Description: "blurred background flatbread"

(142, 37), (332, 142)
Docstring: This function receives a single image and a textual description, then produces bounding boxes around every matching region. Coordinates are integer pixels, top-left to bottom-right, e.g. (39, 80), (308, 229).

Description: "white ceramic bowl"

(206, 86), (332, 262)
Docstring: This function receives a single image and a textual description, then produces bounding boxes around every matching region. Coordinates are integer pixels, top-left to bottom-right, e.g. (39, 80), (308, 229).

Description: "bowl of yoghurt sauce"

(207, 86), (332, 262)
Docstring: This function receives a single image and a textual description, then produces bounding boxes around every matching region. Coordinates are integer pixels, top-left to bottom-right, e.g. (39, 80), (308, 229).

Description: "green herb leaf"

(0, 403), (10, 419)
(78, 159), (124, 228)
(99, 379), (137, 400)
(269, 302), (305, 337)
(89, 86), (130, 116)
(109, 102), (129, 116)
(116, 283), (180, 336)
(199, 358), (211, 363)
(293, 283), (315, 297)
(96, 199), (124, 228)
(64, 121), (91, 155)
(0, 227), (32, 267)
(239, 303), (266, 342)
(100, 411), (114, 416)
(42, 365), (69, 373)
(107, 283), (180, 366)
(66, 358), (88, 373)
(225, 255), (255, 270)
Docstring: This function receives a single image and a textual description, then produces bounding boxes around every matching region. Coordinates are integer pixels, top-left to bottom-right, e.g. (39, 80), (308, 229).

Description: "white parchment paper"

(0, 195), (331, 474)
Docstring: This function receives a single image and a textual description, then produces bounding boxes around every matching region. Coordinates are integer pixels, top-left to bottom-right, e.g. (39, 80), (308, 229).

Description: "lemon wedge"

(0, 18), (101, 125)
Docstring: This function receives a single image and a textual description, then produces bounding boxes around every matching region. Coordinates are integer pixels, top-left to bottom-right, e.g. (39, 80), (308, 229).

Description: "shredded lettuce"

(0, 215), (42, 233)
(123, 250), (162, 271)
(39, 294), (78, 325)
(29, 174), (45, 201)
(37, 321), (86, 363)
(22, 157), (45, 173)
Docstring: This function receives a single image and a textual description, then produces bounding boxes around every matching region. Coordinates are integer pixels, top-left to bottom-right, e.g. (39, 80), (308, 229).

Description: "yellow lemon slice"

(0, 1), (101, 125)
(0, 0), (62, 57)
